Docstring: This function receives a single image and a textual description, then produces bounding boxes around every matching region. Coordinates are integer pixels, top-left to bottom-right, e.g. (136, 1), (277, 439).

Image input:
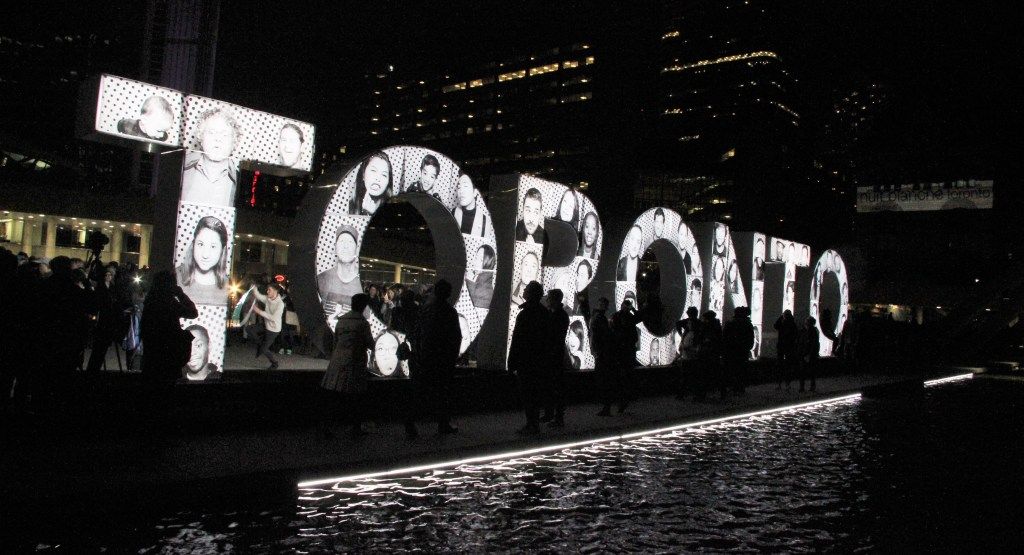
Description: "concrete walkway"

(1, 370), (967, 511)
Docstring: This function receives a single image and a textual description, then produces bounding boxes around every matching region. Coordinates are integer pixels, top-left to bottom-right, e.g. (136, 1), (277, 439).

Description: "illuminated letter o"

(315, 146), (497, 375)
(613, 208), (702, 366)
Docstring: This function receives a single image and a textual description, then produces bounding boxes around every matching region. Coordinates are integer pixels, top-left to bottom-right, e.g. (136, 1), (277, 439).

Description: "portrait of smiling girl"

(176, 216), (229, 306)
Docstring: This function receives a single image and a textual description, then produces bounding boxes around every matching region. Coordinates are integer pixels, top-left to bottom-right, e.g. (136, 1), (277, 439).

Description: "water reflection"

(294, 399), (866, 552)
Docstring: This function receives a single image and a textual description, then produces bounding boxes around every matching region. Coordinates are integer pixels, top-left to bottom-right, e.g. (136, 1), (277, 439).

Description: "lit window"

(528, 63), (559, 76)
(442, 82), (467, 93)
(468, 77), (494, 88)
(662, 30), (680, 40)
(585, 56), (595, 65)
(498, 69), (527, 82)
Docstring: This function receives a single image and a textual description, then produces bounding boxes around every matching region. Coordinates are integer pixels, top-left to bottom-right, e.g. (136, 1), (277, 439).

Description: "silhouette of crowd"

(1, 243), (959, 439)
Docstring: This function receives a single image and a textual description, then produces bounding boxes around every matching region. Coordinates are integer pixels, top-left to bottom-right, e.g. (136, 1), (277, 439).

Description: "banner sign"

(856, 180), (993, 213)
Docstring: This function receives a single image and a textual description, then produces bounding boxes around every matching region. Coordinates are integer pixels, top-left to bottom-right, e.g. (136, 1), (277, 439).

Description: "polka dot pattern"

(95, 75), (183, 146)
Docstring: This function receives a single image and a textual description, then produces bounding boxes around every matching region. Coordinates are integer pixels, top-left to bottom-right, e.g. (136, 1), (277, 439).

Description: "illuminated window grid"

(528, 63), (559, 76)
(662, 51), (778, 73)
(499, 69), (527, 82)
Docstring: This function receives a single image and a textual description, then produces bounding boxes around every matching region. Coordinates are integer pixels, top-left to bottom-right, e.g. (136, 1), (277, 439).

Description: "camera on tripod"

(85, 230), (110, 259)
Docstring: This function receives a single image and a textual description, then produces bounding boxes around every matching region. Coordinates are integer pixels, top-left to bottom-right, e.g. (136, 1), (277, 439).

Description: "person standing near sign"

(141, 271), (198, 383)
(508, 281), (551, 435)
(246, 283), (285, 370)
(411, 280), (462, 436)
(321, 293), (374, 439)
(542, 289), (570, 428)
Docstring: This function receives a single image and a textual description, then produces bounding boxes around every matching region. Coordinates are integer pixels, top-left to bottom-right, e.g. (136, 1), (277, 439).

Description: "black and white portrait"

(183, 325), (219, 380)
(466, 244), (496, 309)
(175, 216), (229, 306)
(653, 208), (666, 239)
(713, 223), (727, 256)
(317, 224), (363, 310)
(754, 236), (766, 281)
(452, 173), (487, 236)
(557, 189), (580, 230)
(373, 331), (400, 377)
(567, 320), (585, 370)
(650, 337), (662, 366)
(577, 211), (600, 258)
(515, 187), (547, 245)
(277, 123), (305, 168)
(181, 108), (240, 207)
(347, 151), (394, 216)
(511, 250), (541, 306)
(117, 95), (175, 142)
(688, 278), (703, 310)
(616, 225), (642, 281)
(727, 259), (740, 294)
(573, 259), (593, 316)
(405, 154), (440, 198)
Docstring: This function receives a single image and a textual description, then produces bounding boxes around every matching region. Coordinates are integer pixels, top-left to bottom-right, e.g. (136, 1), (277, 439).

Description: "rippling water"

(23, 379), (1024, 552)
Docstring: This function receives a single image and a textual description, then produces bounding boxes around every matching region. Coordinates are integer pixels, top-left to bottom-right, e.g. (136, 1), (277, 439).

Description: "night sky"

(2, 1), (1020, 175)
(209, 0), (1020, 175)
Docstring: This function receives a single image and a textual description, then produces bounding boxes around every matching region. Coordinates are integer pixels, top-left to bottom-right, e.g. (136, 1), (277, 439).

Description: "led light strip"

(923, 373), (974, 387)
(297, 393), (861, 489)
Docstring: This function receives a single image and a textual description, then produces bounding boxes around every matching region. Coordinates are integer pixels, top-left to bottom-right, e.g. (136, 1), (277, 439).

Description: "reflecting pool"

(22, 378), (1024, 552)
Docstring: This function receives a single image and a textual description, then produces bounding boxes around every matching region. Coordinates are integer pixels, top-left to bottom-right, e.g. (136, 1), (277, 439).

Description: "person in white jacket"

(246, 283), (285, 370)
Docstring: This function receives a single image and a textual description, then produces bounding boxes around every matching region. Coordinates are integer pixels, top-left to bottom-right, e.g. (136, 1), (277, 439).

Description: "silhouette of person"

(140, 271), (198, 383)
(590, 297), (617, 416)
(699, 310), (724, 400)
(542, 289), (570, 427)
(320, 293), (374, 438)
(610, 299), (642, 412)
(722, 306), (755, 395)
(798, 316), (820, 392)
(508, 281), (551, 435)
(775, 310), (798, 389)
(410, 279), (462, 436)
